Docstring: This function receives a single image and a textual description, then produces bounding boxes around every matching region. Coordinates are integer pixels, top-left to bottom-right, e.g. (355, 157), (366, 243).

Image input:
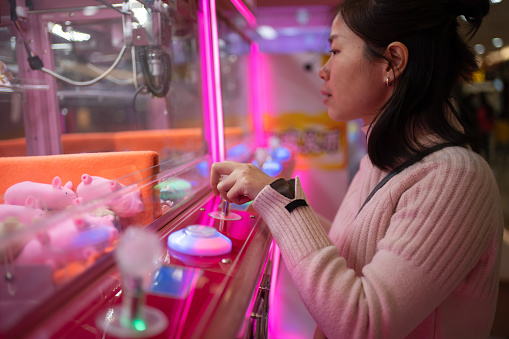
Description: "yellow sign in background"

(264, 112), (347, 170)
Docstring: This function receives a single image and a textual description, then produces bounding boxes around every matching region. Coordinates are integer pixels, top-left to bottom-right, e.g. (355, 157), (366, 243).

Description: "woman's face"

(319, 14), (391, 125)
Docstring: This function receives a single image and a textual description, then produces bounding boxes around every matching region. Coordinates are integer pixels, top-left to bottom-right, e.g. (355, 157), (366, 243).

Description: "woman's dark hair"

(335, 0), (490, 170)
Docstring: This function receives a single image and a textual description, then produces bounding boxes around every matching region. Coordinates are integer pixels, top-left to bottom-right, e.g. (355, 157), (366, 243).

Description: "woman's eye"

(329, 49), (339, 56)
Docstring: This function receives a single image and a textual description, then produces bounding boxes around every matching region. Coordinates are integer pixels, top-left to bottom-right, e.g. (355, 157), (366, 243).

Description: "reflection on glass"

(216, 13), (253, 153)
(0, 27), (25, 148)
(49, 10), (205, 162)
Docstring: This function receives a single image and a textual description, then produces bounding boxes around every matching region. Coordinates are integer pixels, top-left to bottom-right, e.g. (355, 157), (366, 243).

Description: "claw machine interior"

(0, 0), (278, 338)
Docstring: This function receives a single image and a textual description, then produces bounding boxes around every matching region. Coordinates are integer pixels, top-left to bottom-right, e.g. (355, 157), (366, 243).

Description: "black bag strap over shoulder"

(356, 143), (461, 218)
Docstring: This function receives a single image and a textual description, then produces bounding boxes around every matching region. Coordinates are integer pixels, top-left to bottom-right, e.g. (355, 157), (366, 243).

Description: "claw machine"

(0, 0), (278, 338)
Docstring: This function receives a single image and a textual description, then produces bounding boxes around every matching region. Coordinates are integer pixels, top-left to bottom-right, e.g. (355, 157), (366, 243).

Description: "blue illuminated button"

(227, 143), (252, 163)
(262, 160), (283, 177)
(272, 146), (292, 162)
(167, 225), (232, 257)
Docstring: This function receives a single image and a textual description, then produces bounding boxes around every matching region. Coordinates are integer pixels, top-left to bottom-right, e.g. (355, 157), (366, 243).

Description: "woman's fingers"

(226, 163), (272, 201)
(210, 161), (274, 203)
(210, 161), (237, 195)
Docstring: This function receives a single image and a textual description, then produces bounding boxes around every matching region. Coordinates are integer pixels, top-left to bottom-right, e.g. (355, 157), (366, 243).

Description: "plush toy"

(76, 174), (144, 218)
(14, 213), (119, 269)
(109, 190), (144, 218)
(0, 196), (46, 224)
(79, 214), (119, 243)
(4, 177), (77, 210)
(156, 178), (192, 202)
(75, 174), (117, 202)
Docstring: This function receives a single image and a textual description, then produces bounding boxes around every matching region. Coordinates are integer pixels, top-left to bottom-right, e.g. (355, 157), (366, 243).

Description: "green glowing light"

(133, 319), (146, 331)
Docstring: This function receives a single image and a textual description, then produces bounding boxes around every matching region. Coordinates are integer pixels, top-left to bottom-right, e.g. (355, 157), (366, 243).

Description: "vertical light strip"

(241, 239), (275, 335)
(198, 0), (221, 162)
(268, 241), (280, 336)
(230, 0), (256, 27)
(232, 0), (259, 145)
(210, 0), (226, 162)
(251, 42), (264, 146)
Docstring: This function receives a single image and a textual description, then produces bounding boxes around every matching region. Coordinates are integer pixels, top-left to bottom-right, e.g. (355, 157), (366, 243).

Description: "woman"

(211, 0), (503, 337)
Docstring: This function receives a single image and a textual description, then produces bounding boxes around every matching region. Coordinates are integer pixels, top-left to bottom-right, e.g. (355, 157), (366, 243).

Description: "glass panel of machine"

(0, 155), (211, 335)
(216, 10), (253, 159)
(49, 3), (205, 162)
(0, 2), (214, 335)
(0, 26), (28, 157)
(0, 1), (206, 163)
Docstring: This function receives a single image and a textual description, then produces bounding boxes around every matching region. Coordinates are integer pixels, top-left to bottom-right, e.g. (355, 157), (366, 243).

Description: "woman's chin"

(327, 110), (348, 122)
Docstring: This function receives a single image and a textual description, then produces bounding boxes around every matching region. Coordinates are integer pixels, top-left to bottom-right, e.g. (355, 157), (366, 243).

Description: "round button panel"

(167, 225), (232, 257)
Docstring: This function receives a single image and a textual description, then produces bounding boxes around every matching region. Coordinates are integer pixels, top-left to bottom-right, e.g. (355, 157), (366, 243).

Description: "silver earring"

(386, 78), (392, 87)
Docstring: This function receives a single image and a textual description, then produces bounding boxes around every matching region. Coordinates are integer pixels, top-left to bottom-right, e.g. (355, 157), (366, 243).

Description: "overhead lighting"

(490, 0), (502, 3)
(296, 8), (310, 25)
(256, 25), (278, 40)
(474, 44), (486, 55)
(492, 37), (504, 48)
(131, 7), (149, 27)
(51, 43), (73, 50)
(47, 22), (91, 42)
(494, 78), (504, 92)
(83, 6), (99, 16)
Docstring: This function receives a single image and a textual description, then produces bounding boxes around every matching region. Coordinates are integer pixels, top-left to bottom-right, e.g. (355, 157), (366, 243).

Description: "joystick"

(209, 175), (241, 221)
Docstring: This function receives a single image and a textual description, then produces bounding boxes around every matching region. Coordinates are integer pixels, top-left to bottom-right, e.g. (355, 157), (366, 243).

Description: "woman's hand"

(210, 161), (275, 205)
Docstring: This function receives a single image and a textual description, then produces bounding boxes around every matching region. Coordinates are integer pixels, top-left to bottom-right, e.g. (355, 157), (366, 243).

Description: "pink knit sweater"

(253, 146), (503, 338)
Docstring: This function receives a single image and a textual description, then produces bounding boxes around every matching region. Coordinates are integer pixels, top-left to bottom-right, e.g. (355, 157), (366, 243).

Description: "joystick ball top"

(115, 227), (163, 278)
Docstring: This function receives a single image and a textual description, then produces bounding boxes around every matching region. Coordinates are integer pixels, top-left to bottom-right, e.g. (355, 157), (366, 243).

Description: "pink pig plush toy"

(15, 214), (119, 269)
(0, 196), (46, 224)
(76, 174), (144, 218)
(4, 176), (77, 210)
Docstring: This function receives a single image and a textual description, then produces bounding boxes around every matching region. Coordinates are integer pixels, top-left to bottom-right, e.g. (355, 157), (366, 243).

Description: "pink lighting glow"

(198, 0), (225, 163)
(210, 0), (226, 162)
(242, 239), (275, 334)
(199, 0), (257, 162)
(268, 242), (280, 337)
(268, 240), (316, 338)
(230, 0), (256, 28)
(250, 43), (265, 147)
(174, 269), (201, 338)
(198, 0), (215, 161)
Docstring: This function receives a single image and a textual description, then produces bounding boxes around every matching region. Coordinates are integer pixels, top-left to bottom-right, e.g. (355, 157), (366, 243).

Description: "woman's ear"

(385, 42), (408, 81)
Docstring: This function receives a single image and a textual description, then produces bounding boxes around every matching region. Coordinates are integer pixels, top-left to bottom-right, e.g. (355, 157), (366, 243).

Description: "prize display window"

(0, 1), (277, 338)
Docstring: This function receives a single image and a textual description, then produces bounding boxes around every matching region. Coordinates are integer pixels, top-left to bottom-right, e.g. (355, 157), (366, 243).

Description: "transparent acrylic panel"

(46, 5), (205, 162)
(216, 10), (254, 158)
(0, 156), (211, 334)
(0, 27), (51, 157)
(0, 27), (24, 143)
(0, 153), (275, 338)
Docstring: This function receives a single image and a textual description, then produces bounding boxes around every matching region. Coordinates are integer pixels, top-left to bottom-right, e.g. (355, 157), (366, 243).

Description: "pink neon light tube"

(199, 0), (257, 162)
(250, 42), (264, 147)
(230, 0), (256, 27)
(198, 2), (214, 159)
(268, 242), (280, 336)
(210, 0), (226, 162)
(198, 0), (225, 163)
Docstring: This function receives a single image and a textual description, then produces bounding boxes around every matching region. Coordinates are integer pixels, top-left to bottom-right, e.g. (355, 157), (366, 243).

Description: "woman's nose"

(318, 64), (328, 81)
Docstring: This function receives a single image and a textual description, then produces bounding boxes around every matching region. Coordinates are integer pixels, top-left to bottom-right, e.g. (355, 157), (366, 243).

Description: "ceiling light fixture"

(256, 25), (278, 40)
(492, 38), (504, 48)
(474, 44), (486, 55)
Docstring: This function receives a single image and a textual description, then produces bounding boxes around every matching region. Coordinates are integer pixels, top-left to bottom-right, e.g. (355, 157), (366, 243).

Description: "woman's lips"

(321, 90), (331, 104)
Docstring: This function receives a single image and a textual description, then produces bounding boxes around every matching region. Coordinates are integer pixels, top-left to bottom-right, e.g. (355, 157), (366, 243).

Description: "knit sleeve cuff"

(270, 177), (295, 199)
(253, 176), (334, 268)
